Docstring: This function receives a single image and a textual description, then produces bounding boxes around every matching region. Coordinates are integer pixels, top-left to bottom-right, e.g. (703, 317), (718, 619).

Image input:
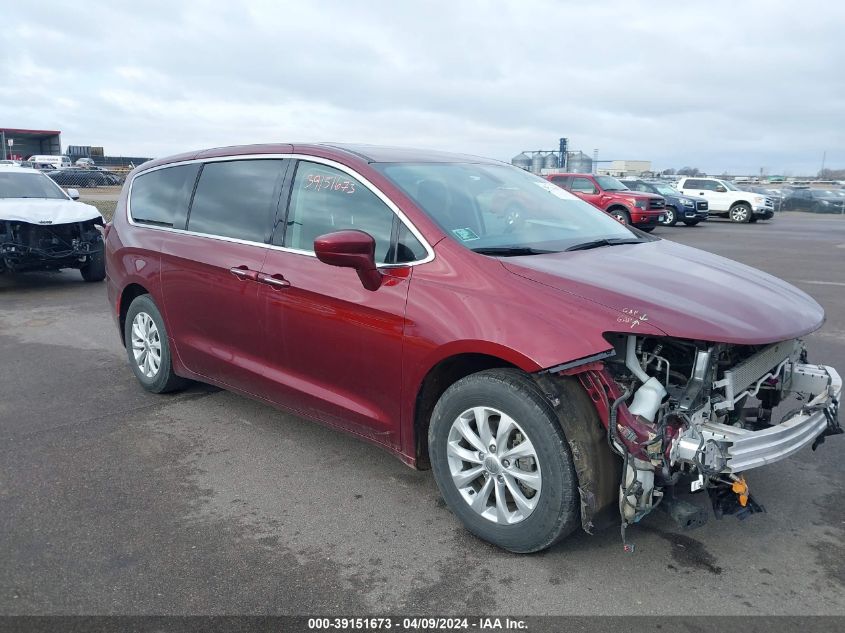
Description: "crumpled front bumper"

(675, 364), (841, 473)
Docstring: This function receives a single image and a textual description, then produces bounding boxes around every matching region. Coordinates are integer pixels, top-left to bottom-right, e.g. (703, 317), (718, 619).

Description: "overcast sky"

(2, 1), (843, 175)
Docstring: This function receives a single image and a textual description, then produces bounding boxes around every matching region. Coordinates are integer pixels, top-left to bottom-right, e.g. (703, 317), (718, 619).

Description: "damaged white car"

(0, 165), (105, 281)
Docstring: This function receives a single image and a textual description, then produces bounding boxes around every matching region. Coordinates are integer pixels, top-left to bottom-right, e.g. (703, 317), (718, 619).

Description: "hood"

(502, 239), (824, 345)
(0, 198), (102, 224)
(675, 193), (699, 204)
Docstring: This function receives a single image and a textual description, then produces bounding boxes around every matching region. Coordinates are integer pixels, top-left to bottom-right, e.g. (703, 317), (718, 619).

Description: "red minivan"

(106, 144), (841, 553)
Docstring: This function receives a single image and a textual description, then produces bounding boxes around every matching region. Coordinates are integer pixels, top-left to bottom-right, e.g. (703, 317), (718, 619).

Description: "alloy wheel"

(446, 406), (542, 525)
(131, 312), (162, 378)
(731, 206), (749, 222)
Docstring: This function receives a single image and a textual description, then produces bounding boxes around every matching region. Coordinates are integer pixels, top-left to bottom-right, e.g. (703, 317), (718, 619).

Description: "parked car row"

(1, 156), (127, 187)
(46, 167), (125, 187)
(738, 185), (845, 214)
(542, 173), (719, 228)
(543, 173), (667, 230)
(780, 188), (845, 213)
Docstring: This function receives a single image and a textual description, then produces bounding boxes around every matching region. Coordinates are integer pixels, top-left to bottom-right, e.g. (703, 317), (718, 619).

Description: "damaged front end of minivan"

(542, 334), (841, 549)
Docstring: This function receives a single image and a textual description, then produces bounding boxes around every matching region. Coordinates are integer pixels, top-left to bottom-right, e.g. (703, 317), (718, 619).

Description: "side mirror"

(67, 188), (80, 200)
(715, 186), (727, 193)
(314, 230), (382, 291)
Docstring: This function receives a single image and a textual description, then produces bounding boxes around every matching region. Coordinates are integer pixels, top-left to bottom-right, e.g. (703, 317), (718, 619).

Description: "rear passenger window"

(684, 179), (705, 189)
(282, 162), (411, 264)
(188, 159), (284, 242)
(130, 164), (200, 228)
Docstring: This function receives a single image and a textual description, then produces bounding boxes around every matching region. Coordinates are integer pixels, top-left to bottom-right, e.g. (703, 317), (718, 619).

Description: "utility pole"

(592, 149), (599, 174)
(820, 150), (826, 176)
(0, 131), (6, 161)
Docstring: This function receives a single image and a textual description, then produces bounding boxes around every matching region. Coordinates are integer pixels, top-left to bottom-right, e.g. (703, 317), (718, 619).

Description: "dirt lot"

(1, 214), (843, 615)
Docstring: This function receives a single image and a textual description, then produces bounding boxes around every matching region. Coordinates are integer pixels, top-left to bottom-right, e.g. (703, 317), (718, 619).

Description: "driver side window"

(281, 162), (424, 264)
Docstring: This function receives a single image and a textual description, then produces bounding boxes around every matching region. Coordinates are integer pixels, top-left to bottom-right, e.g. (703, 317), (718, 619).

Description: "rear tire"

(429, 369), (580, 553)
(80, 240), (105, 282)
(124, 294), (188, 394)
(729, 203), (752, 223)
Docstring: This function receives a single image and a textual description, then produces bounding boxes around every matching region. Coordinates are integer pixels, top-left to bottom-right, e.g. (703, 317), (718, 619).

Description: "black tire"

(609, 208), (631, 225)
(662, 206), (677, 226)
(80, 239), (105, 282)
(639, 226), (655, 233)
(729, 203), (752, 223)
(124, 294), (188, 394)
(429, 369), (580, 553)
(748, 216), (758, 223)
(683, 219), (700, 226)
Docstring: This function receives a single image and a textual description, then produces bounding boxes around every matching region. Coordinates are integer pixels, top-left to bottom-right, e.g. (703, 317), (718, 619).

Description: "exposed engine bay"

(0, 219), (104, 273)
(567, 334), (842, 550)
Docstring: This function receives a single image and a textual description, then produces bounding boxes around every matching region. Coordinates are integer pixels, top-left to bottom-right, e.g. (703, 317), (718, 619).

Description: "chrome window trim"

(126, 153), (435, 268)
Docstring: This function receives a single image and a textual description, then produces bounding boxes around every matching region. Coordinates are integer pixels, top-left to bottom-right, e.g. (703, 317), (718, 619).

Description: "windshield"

(719, 180), (739, 191)
(654, 184), (677, 196)
(594, 175), (628, 191)
(374, 163), (642, 253)
(0, 171), (67, 199)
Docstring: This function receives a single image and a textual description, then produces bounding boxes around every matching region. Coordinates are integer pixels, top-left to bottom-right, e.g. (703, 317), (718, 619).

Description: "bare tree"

(677, 166), (701, 176)
(819, 168), (845, 180)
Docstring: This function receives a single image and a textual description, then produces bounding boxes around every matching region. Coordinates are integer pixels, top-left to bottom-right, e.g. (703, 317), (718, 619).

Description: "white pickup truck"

(676, 177), (775, 223)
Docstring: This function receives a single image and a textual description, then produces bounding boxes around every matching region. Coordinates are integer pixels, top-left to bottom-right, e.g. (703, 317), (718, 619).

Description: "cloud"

(1, 0), (843, 174)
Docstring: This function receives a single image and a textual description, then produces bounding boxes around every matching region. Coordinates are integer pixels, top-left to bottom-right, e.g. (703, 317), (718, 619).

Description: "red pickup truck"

(545, 173), (666, 230)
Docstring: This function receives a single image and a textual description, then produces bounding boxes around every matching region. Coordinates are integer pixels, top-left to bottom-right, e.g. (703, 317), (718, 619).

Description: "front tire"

(609, 208), (631, 225)
(80, 241), (105, 282)
(124, 295), (187, 393)
(729, 203), (752, 223)
(429, 369), (579, 553)
(662, 206), (677, 226)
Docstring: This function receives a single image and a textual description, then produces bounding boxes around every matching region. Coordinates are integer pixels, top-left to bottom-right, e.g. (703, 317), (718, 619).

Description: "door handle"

(229, 265), (259, 281)
(257, 272), (291, 289)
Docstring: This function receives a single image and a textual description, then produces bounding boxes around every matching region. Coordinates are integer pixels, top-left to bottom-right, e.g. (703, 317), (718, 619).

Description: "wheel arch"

(412, 351), (522, 469)
(118, 283), (150, 346)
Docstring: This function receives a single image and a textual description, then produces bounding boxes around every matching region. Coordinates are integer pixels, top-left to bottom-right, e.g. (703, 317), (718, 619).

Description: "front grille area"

(649, 199), (665, 209)
(696, 200), (708, 210)
(716, 339), (800, 407)
(764, 197), (774, 208)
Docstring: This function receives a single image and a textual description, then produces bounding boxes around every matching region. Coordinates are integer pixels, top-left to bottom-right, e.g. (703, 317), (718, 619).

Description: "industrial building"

(0, 127), (62, 161)
(511, 138), (595, 175)
(596, 160), (653, 177)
